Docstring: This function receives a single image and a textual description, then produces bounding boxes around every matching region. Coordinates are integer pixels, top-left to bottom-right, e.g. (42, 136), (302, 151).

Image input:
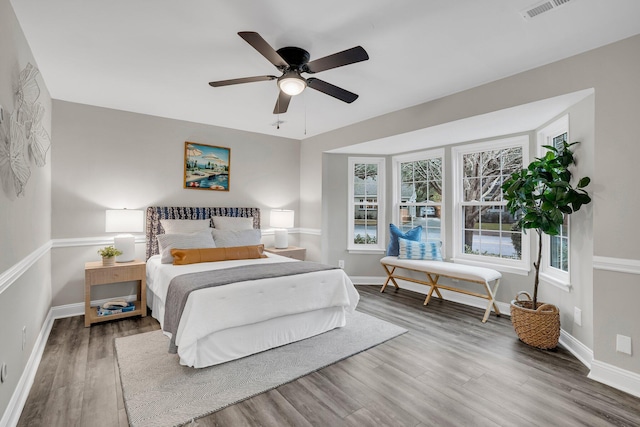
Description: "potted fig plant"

(502, 140), (591, 349)
(98, 245), (123, 266)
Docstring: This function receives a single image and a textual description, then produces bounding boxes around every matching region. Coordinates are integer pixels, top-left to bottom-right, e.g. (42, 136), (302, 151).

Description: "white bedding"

(146, 253), (360, 367)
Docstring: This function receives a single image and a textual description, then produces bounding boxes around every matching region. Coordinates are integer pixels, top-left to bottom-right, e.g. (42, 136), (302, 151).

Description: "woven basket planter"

(510, 291), (560, 349)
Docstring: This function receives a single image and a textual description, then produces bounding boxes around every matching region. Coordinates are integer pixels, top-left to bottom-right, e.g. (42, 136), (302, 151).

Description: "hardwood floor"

(17, 286), (640, 426)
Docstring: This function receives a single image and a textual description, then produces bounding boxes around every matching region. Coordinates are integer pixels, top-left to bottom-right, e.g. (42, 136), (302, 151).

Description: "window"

(538, 115), (571, 289)
(452, 136), (529, 272)
(392, 149), (444, 247)
(348, 157), (385, 251)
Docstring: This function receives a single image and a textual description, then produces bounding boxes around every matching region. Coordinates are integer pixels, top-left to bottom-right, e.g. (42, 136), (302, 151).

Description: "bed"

(145, 206), (360, 368)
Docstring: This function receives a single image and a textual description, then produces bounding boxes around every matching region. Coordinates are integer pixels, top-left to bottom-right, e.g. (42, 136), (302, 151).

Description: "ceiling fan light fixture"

(278, 72), (306, 96)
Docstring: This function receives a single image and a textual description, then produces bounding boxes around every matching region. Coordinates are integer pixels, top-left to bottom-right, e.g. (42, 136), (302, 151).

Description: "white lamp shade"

(113, 235), (136, 263)
(277, 72), (306, 96)
(270, 209), (294, 228)
(270, 209), (294, 249)
(106, 209), (143, 262)
(105, 209), (144, 233)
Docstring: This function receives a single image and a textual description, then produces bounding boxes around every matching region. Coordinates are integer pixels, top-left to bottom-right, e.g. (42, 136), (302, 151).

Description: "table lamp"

(270, 209), (294, 249)
(105, 209), (144, 262)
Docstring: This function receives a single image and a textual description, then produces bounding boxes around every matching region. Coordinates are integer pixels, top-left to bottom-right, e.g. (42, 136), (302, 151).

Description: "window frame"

(537, 115), (572, 291)
(451, 136), (530, 274)
(392, 148), (445, 254)
(347, 157), (386, 253)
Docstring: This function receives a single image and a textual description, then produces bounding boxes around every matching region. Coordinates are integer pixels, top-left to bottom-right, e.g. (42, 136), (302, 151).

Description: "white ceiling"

(10, 0), (640, 141)
(328, 89), (595, 155)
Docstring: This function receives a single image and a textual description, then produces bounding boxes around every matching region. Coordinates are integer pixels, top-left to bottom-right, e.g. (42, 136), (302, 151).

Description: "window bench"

(380, 256), (502, 322)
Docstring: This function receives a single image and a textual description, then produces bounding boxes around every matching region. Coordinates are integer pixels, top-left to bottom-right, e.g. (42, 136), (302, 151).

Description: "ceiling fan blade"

(273, 91), (292, 114)
(304, 46), (369, 74)
(209, 75), (276, 87)
(238, 31), (289, 69)
(307, 78), (358, 103)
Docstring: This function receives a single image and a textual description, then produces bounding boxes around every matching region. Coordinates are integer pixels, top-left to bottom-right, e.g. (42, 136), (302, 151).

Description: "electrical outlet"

(616, 335), (632, 355)
(338, 260), (345, 269)
(574, 307), (582, 326)
(22, 326), (26, 351)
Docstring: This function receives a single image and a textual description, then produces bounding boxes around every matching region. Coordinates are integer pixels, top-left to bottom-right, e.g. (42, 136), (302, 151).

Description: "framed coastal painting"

(183, 142), (230, 191)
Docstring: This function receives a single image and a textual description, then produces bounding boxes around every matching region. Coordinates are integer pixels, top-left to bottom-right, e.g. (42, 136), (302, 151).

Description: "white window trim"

(347, 157), (386, 252)
(392, 148), (445, 254)
(451, 136), (530, 274)
(537, 114), (571, 291)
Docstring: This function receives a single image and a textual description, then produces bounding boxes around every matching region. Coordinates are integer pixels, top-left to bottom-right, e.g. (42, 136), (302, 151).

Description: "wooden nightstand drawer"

(264, 246), (306, 261)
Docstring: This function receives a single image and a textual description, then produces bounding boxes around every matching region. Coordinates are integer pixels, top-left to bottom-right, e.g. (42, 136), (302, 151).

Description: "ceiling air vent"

(521, 0), (575, 20)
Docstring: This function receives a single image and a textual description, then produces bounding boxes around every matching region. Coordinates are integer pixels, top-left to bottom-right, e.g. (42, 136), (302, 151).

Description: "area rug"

(114, 311), (406, 427)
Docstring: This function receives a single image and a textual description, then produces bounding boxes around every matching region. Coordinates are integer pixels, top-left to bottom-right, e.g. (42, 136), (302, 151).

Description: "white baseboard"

(559, 329), (593, 369)
(589, 359), (640, 398)
(351, 276), (385, 286)
(51, 294), (139, 319)
(0, 309), (54, 427)
(352, 276), (511, 317)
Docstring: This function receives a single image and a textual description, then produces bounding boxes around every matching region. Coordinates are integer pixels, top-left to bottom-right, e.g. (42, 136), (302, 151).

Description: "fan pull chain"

(304, 91), (307, 135)
(276, 91), (280, 129)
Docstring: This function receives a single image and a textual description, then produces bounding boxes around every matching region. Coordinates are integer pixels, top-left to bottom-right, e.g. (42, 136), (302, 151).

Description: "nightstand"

(264, 246), (306, 261)
(84, 259), (147, 327)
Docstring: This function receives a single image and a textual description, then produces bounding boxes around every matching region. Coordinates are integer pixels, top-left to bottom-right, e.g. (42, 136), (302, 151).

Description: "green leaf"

(578, 177), (591, 188)
(501, 140), (591, 239)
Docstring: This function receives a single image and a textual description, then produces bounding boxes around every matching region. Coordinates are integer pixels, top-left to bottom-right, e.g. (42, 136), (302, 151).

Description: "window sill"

(539, 272), (572, 292)
(347, 248), (386, 255)
(451, 257), (530, 276)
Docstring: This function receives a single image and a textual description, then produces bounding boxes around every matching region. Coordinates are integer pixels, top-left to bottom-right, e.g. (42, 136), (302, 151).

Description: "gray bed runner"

(164, 261), (339, 353)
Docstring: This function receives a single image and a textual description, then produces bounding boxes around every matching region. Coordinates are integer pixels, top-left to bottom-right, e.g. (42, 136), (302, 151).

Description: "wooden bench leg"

(481, 278), (501, 323)
(423, 273), (443, 306)
(380, 265), (400, 293)
(490, 279), (501, 316)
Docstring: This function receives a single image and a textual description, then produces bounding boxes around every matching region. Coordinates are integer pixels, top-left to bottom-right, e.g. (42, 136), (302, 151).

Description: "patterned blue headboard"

(145, 206), (261, 260)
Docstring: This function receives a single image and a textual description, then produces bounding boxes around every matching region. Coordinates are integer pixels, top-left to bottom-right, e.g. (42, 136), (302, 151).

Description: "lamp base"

(274, 229), (289, 249)
(114, 234), (136, 262)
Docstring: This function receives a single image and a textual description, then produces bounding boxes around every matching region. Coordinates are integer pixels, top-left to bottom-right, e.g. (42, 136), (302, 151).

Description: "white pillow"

(398, 238), (443, 261)
(211, 229), (261, 248)
(157, 230), (216, 264)
(211, 216), (254, 231)
(160, 219), (211, 234)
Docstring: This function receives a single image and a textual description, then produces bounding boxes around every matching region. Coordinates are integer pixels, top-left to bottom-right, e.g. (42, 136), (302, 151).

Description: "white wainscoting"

(0, 310), (54, 427)
(593, 256), (640, 275)
(0, 241), (51, 296)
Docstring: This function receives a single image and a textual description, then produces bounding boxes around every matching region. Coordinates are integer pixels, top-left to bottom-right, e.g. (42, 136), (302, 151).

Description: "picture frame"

(183, 141), (230, 191)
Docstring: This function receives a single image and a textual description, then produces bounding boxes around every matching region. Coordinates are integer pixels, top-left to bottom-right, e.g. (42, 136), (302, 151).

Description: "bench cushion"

(380, 256), (501, 284)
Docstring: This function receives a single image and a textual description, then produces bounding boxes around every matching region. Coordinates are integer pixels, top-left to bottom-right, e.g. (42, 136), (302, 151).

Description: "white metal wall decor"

(0, 62), (51, 197)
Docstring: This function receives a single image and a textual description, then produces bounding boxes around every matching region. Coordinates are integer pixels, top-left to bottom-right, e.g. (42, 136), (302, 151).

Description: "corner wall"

(51, 101), (302, 307)
(302, 34), (640, 381)
(0, 0), (52, 422)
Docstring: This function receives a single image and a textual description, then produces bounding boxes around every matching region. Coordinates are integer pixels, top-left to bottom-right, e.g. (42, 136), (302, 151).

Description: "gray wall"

(302, 35), (640, 375)
(0, 0), (52, 418)
(51, 101), (301, 306)
(321, 95), (595, 349)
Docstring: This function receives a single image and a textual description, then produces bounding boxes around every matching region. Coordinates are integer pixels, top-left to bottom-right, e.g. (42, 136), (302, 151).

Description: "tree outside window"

(454, 136), (529, 269)
(398, 157), (443, 243)
(348, 157), (385, 251)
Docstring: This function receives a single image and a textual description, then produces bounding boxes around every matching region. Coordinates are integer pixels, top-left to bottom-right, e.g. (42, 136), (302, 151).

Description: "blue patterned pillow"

(386, 224), (422, 256)
(398, 238), (443, 261)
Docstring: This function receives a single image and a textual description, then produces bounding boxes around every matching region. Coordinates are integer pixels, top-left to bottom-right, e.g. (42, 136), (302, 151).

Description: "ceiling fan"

(209, 32), (369, 114)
